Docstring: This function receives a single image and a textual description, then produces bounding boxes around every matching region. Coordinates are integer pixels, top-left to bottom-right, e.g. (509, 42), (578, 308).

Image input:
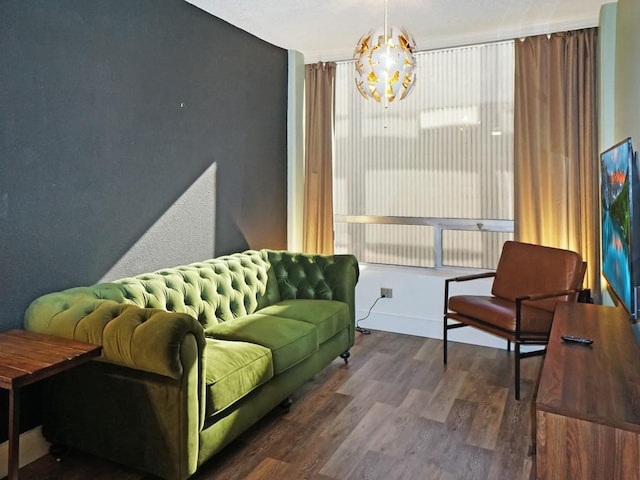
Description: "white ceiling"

(186, 0), (611, 62)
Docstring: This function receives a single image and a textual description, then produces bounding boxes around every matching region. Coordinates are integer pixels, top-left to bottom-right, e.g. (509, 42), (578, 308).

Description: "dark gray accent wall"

(0, 0), (288, 440)
(0, 0), (288, 331)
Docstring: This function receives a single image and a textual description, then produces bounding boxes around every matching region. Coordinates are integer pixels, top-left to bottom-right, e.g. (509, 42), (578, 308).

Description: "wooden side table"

(0, 329), (101, 480)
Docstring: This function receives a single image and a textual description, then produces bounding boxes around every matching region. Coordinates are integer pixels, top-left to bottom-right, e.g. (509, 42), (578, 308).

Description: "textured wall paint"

(0, 0), (287, 332)
(0, 0), (287, 441)
(100, 162), (217, 281)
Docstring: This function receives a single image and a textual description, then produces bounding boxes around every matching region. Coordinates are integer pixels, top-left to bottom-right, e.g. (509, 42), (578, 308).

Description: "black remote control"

(561, 335), (593, 345)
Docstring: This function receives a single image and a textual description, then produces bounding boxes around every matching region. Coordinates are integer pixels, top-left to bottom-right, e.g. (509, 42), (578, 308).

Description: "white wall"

(354, 262), (514, 349)
(615, 0), (640, 146)
(599, 3), (617, 155)
(287, 50), (305, 252)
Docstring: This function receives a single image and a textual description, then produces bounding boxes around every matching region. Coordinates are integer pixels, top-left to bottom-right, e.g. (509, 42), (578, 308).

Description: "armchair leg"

(507, 340), (511, 352)
(443, 280), (449, 365)
(514, 343), (521, 401)
(443, 318), (448, 364)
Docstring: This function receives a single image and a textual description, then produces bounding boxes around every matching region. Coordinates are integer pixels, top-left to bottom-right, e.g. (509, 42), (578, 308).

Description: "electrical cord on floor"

(356, 295), (385, 335)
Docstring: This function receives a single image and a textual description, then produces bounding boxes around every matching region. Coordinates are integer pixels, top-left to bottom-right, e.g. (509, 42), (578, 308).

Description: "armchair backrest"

(492, 241), (585, 312)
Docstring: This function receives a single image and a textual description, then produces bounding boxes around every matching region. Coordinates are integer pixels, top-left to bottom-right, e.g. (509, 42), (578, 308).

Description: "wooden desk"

(535, 302), (640, 479)
(0, 329), (101, 480)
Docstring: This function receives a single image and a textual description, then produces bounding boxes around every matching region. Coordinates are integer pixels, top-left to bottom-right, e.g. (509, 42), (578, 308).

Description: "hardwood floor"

(18, 331), (542, 480)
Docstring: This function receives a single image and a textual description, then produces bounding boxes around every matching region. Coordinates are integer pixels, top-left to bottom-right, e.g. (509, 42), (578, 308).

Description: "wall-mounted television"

(600, 137), (640, 319)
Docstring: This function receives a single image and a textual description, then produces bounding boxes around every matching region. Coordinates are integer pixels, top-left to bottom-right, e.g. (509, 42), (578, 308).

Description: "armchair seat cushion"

(448, 295), (554, 336)
(205, 315), (319, 375)
(204, 338), (274, 415)
(255, 300), (350, 343)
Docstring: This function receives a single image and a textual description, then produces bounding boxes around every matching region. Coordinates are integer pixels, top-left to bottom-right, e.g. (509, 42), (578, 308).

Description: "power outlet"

(380, 288), (393, 299)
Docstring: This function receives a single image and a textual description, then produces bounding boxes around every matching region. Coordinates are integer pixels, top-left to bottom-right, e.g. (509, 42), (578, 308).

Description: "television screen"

(601, 137), (636, 315)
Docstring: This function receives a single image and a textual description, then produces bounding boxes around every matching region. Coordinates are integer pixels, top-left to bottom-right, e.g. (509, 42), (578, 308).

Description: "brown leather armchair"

(443, 241), (586, 400)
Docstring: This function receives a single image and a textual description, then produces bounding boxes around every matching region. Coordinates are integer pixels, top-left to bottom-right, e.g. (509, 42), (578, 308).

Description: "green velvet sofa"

(24, 249), (359, 480)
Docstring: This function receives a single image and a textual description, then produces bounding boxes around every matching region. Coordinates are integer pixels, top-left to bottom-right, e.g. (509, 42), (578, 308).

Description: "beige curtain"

(514, 29), (599, 296)
(303, 62), (336, 254)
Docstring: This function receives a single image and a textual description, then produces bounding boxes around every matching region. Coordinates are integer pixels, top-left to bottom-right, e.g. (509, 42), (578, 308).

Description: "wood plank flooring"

(17, 331), (542, 480)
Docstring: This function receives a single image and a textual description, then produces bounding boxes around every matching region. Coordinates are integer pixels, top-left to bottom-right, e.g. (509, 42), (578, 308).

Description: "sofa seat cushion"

(205, 315), (318, 375)
(204, 338), (274, 416)
(256, 300), (350, 344)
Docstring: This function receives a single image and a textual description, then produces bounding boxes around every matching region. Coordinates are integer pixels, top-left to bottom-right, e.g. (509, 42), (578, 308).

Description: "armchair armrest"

(446, 271), (496, 283)
(515, 288), (582, 303)
(514, 288), (583, 335)
(443, 271), (496, 315)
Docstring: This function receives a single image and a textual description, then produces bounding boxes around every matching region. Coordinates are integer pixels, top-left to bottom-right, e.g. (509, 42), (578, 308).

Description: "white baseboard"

(0, 426), (50, 477)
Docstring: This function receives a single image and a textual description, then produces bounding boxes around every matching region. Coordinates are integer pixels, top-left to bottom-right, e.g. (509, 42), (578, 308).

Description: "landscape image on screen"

(601, 139), (633, 311)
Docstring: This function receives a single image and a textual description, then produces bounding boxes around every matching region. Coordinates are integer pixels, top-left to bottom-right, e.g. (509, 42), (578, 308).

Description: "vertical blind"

(333, 40), (515, 269)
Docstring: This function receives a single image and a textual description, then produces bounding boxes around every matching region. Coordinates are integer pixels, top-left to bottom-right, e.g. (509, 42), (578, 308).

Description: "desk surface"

(0, 329), (102, 390)
(536, 302), (640, 432)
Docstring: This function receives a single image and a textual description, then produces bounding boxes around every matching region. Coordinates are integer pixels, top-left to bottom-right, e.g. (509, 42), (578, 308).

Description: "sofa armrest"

(25, 295), (206, 379)
(99, 306), (206, 379)
(323, 254), (359, 321)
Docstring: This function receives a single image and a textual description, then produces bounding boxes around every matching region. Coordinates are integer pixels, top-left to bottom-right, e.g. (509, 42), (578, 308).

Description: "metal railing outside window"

(334, 215), (513, 269)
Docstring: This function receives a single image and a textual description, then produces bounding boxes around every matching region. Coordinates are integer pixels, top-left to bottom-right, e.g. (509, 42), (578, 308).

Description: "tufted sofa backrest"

(267, 251), (342, 299)
(265, 250), (360, 326)
(25, 250), (359, 342)
(111, 250), (279, 327)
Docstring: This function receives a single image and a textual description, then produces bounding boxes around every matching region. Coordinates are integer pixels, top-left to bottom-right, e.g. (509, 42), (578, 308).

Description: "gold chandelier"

(354, 0), (417, 104)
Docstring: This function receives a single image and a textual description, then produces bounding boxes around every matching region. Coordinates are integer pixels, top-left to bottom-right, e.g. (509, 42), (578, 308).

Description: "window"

(333, 41), (515, 269)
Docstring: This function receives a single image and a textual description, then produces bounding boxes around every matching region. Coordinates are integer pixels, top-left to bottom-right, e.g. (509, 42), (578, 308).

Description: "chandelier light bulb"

(354, 24), (417, 104)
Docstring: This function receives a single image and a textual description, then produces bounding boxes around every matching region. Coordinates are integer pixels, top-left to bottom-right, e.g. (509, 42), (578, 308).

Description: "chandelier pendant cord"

(384, 0), (389, 110)
(384, 0), (388, 45)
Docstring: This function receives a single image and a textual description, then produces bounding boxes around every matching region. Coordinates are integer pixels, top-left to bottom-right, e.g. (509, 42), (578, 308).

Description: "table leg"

(8, 388), (20, 480)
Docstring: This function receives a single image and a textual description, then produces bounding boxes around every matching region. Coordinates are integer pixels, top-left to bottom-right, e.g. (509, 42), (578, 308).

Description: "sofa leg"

(279, 397), (293, 413)
(340, 351), (350, 363)
(49, 444), (68, 463)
